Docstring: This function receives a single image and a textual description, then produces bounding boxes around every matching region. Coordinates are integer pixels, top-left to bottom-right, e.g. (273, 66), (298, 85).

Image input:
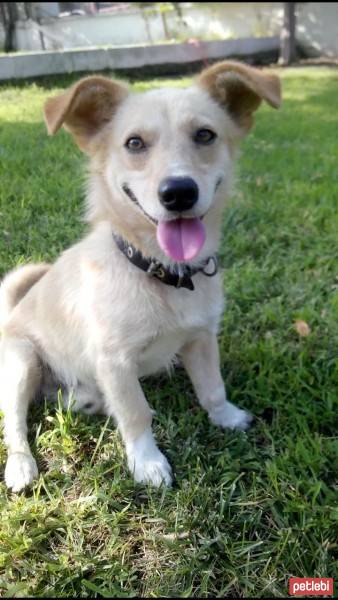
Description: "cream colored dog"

(0, 62), (281, 492)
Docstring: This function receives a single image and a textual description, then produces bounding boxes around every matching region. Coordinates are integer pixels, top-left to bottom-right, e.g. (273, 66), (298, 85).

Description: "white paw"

(131, 453), (173, 487)
(126, 429), (172, 487)
(209, 401), (253, 431)
(5, 452), (38, 492)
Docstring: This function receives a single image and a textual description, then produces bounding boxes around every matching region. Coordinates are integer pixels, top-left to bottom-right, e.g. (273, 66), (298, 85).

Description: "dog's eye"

(194, 128), (217, 145)
(125, 136), (146, 152)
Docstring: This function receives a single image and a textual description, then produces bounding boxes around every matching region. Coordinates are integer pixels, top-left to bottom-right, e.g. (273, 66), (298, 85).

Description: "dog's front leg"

(96, 356), (172, 486)
(1, 336), (40, 492)
(181, 331), (253, 430)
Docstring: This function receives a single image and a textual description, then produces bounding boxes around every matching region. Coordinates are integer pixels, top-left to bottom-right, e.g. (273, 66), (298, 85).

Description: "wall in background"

(1, 3), (338, 58)
(13, 3), (284, 51)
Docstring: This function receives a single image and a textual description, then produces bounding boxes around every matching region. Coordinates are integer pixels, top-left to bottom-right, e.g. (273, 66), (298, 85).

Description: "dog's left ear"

(196, 61), (281, 134)
(44, 75), (129, 151)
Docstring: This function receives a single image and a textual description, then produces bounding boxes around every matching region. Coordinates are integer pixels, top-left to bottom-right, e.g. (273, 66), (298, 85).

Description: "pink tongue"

(156, 218), (206, 262)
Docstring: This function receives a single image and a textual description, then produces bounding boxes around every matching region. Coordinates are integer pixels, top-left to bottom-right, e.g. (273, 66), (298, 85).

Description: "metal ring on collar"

(201, 256), (218, 277)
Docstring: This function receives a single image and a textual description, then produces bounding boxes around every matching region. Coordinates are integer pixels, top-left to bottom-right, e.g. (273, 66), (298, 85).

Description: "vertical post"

(161, 9), (170, 41)
(24, 3), (33, 19)
(3, 2), (18, 52)
(280, 2), (297, 65)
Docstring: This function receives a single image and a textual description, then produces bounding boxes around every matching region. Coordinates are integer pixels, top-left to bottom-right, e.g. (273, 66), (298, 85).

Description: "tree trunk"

(280, 2), (297, 65)
(2, 2), (18, 52)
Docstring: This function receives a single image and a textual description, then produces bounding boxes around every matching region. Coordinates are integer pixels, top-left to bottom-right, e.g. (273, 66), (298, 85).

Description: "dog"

(0, 61), (281, 492)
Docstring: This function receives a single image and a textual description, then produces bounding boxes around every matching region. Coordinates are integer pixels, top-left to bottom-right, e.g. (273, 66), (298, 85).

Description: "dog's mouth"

(122, 182), (221, 262)
(122, 183), (158, 225)
(156, 219), (206, 262)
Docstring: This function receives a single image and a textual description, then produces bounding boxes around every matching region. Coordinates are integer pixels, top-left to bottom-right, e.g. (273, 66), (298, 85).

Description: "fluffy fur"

(0, 61), (281, 491)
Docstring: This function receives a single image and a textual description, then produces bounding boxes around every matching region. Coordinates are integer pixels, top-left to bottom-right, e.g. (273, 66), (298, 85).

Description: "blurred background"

(1, 2), (338, 81)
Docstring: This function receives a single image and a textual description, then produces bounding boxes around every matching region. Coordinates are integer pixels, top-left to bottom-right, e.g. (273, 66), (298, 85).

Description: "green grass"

(0, 67), (337, 598)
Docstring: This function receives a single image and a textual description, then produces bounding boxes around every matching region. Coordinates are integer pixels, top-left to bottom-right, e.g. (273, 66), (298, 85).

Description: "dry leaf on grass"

(294, 319), (311, 337)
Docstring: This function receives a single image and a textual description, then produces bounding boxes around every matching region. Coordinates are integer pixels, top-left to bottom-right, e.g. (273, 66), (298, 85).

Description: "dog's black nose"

(158, 177), (198, 212)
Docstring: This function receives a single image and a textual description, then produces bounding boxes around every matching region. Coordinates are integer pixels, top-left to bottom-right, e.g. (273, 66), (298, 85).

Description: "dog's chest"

(138, 329), (186, 377)
(137, 277), (223, 377)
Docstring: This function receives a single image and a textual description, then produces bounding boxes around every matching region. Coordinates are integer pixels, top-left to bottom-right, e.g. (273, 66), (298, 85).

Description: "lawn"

(0, 67), (337, 598)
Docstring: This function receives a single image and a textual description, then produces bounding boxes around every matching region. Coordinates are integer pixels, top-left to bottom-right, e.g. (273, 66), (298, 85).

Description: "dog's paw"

(126, 429), (172, 487)
(209, 401), (253, 431)
(131, 452), (173, 487)
(5, 452), (38, 492)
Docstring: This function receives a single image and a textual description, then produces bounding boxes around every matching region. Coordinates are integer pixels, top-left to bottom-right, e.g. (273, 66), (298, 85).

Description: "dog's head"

(44, 62), (281, 264)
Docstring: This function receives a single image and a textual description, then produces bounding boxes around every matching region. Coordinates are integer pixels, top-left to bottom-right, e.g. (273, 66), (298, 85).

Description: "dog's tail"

(0, 263), (50, 331)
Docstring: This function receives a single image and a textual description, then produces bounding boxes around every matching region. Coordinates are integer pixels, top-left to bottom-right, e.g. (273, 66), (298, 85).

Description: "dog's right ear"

(44, 76), (129, 152)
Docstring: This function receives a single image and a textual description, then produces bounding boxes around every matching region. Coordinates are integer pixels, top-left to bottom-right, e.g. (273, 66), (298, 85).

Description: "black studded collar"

(112, 233), (218, 291)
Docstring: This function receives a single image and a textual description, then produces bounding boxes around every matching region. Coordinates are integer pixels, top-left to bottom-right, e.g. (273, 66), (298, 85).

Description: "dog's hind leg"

(0, 335), (41, 491)
(181, 331), (253, 431)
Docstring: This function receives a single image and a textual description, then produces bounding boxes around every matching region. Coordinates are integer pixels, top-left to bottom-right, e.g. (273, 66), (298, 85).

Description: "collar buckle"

(147, 260), (165, 280)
